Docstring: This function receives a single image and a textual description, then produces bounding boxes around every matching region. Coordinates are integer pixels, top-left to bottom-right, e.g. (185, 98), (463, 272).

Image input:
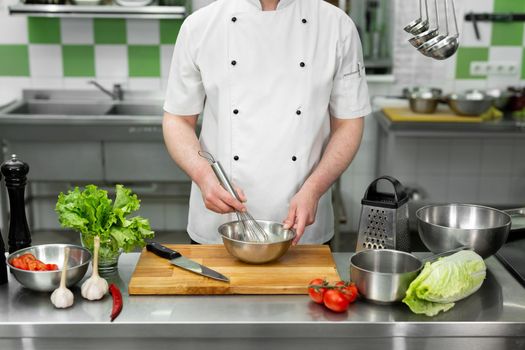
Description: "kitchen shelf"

(8, 3), (185, 19)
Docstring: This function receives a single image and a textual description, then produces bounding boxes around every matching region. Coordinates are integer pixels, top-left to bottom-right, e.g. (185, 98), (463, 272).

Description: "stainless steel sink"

(6, 102), (113, 116)
(105, 104), (164, 116)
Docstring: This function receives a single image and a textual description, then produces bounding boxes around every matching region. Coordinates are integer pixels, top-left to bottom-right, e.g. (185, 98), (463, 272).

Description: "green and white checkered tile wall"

(456, 0), (525, 80)
(0, 17), (181, 86)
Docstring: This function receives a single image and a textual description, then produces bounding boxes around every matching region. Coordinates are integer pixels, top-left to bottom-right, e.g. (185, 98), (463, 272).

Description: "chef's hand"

(199, 173), (247, 214)
(282, 187), (320, 245)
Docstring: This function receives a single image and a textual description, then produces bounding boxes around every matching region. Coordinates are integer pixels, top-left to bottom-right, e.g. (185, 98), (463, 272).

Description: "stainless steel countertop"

(0, 252), (524, 340)
(374, 110), (525, 135)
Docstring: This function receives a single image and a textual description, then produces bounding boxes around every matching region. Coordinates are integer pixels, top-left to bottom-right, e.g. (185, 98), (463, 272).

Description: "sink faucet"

(88, 80), (123, 101)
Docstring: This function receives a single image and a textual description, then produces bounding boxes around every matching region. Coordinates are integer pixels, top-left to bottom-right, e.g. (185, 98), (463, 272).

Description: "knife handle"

(146, 243), (182, 260)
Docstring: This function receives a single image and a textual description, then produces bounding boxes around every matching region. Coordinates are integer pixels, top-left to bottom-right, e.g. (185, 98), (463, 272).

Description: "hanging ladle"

(409, 0), (440, 48)
(417, 0), (449, 57)
(428, 0), (459, 60)
(404, 0), (427, 34)
(408, 0), (431, 35)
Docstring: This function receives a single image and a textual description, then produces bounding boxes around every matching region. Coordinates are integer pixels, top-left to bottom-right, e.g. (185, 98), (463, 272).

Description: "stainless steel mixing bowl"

(350, 249), (422, 304)
(446, 92), (494, 116)
(416, 204), (511, 259)
(218, 220), (296, 264)
(7, 244), (92, 292)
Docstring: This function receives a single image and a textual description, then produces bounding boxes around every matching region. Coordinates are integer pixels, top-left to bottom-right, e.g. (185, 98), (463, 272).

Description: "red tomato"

(335, 281), (359, 303)
(323, 289), (350, 313)
(308, 278), (327, 304)
(45, 264), (59, 271)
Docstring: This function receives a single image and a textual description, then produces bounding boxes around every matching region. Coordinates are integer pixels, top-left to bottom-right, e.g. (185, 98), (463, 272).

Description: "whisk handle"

(210, 161), (242, 202)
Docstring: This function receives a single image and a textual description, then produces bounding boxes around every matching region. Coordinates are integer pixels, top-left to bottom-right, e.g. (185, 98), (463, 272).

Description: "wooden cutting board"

(128, 244), (340, 295)
(383, 107), (483, 123)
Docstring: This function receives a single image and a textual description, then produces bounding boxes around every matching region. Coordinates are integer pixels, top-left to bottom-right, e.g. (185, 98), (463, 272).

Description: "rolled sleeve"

(163, 21), (205, 116)
(329, 18), (372, 119)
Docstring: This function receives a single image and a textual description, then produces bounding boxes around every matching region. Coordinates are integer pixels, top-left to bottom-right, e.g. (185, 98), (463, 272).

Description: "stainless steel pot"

(350, 249), (421, 304)
(416, 204), (523, 259)
(349, 248), (466, 303)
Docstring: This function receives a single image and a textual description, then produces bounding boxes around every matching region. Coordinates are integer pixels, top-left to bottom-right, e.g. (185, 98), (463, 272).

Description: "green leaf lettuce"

(402, 250), (486, 317)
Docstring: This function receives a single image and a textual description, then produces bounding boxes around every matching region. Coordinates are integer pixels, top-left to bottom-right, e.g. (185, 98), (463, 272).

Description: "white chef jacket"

(164, 0), (371, 244)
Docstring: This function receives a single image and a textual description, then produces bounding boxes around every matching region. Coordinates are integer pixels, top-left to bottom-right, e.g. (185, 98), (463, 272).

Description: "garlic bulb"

(51, 247), (74, 309)
(81, 236), (108, 301)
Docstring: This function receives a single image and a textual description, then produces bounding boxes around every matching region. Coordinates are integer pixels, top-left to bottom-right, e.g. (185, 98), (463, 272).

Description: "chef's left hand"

(282, 186), (321, 245)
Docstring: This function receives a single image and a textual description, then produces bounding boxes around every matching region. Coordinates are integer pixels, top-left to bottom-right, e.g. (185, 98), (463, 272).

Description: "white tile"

(161, 44), (174, 78)
(390, 138), (419, 178)
(351, 144), (376, 175)
(480, 139), (514, 176)
(128, 77), (161, 90)
(95, 45), (128, 78)
(487, 47), (522, 88)
(0, 16), (27, 44)
(127, 19), (160, 45)
(448, 176), (479, 203)
(61, 19), (94, 44)
(416, 139), (450, 176)
(458, 0), (493, 47)
(0, 77), (31, 105)
(31, 78), (63, 89)
(415, 175), (449, 203)
(28, 45), (62, 78)
(449, 138), (482, 175)
(63, 77), (94, 89)
(453, 79), (488, 92)
(478, 176), (511, 205)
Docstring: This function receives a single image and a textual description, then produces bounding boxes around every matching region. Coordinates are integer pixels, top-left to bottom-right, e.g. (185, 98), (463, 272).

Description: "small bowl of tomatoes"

(7, 244), (92, 292)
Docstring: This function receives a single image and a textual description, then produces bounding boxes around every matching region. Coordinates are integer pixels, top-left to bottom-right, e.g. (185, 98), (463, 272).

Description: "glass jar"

(80, 234), (122, 276)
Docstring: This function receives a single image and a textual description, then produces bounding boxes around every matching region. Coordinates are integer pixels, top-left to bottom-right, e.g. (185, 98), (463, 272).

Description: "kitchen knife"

(146, 243), (229, 283)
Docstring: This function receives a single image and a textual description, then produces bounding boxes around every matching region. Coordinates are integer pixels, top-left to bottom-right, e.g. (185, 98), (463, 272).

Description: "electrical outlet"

(470, 61), (488, 76)
(486, 61), (520, 76)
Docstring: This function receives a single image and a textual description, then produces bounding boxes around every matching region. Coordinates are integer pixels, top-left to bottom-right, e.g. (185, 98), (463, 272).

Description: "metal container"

(350, 249), (422, 303)
(218, 220), (295, 264)
(409, 91), (439, 114)
(7, 244), (92, 292)
(416, 204), (512, 259)
(356, 176), (410, 252)
(446, 91), (494, 116)
(485, 89), (511, 110)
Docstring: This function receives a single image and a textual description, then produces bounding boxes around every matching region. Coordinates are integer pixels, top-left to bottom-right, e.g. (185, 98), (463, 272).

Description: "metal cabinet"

(5, 142), (104, 182)
(103, 142), (189, 182)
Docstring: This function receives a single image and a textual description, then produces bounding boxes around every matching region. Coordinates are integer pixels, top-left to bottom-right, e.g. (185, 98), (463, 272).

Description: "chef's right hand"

(199, 173), (247, 214)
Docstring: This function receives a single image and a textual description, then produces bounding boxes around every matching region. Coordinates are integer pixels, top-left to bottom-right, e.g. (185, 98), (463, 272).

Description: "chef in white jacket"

(163, 0), (371, 244)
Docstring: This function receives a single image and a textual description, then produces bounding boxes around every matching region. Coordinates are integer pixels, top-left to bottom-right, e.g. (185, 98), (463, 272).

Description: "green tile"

(128, 45), (160, 77)
(455, 47), (489, 80)
(62, 45), (95, 77)
(494, 0), (525, 12)
(28, 17), (60, 44)
(0, 45), (29, 76)
(491, 23), (524, 46)
(160, 19), (184, 44)
(94, 19), (126, 44)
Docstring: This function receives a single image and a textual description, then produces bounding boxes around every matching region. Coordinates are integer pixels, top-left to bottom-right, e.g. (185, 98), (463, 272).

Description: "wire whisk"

(199, 151), (270, 242)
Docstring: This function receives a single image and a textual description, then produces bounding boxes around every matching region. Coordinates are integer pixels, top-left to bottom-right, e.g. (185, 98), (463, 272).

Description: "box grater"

(356, 176), (410, 252)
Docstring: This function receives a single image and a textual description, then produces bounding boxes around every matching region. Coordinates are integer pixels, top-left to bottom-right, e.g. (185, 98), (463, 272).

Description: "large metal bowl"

(350, 249), (422, 304)
(7, 244), (92, 292)
(218, 220), (296, 264)
(447, 92), (494, 116)
(416, 204), (511, 259)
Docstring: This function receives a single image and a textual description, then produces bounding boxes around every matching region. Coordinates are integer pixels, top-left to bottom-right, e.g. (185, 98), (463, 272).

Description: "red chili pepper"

(109, 284), (123, 322)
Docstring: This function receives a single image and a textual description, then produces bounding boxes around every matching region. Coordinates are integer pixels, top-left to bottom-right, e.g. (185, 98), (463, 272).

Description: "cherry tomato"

(323, 289), (350, 313)
(45, 264), (59, 271)
(308, 278), (327, 304)
(335, 281), (359, 303)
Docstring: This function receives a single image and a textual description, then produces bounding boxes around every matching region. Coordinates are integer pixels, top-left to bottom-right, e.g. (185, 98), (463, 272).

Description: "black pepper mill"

(1, 154), (31, 254)
(0, 171), (8, 285)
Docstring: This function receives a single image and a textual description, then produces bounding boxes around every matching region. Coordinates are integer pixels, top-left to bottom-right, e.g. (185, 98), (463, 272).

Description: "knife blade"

(146, 243), (229, 283)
